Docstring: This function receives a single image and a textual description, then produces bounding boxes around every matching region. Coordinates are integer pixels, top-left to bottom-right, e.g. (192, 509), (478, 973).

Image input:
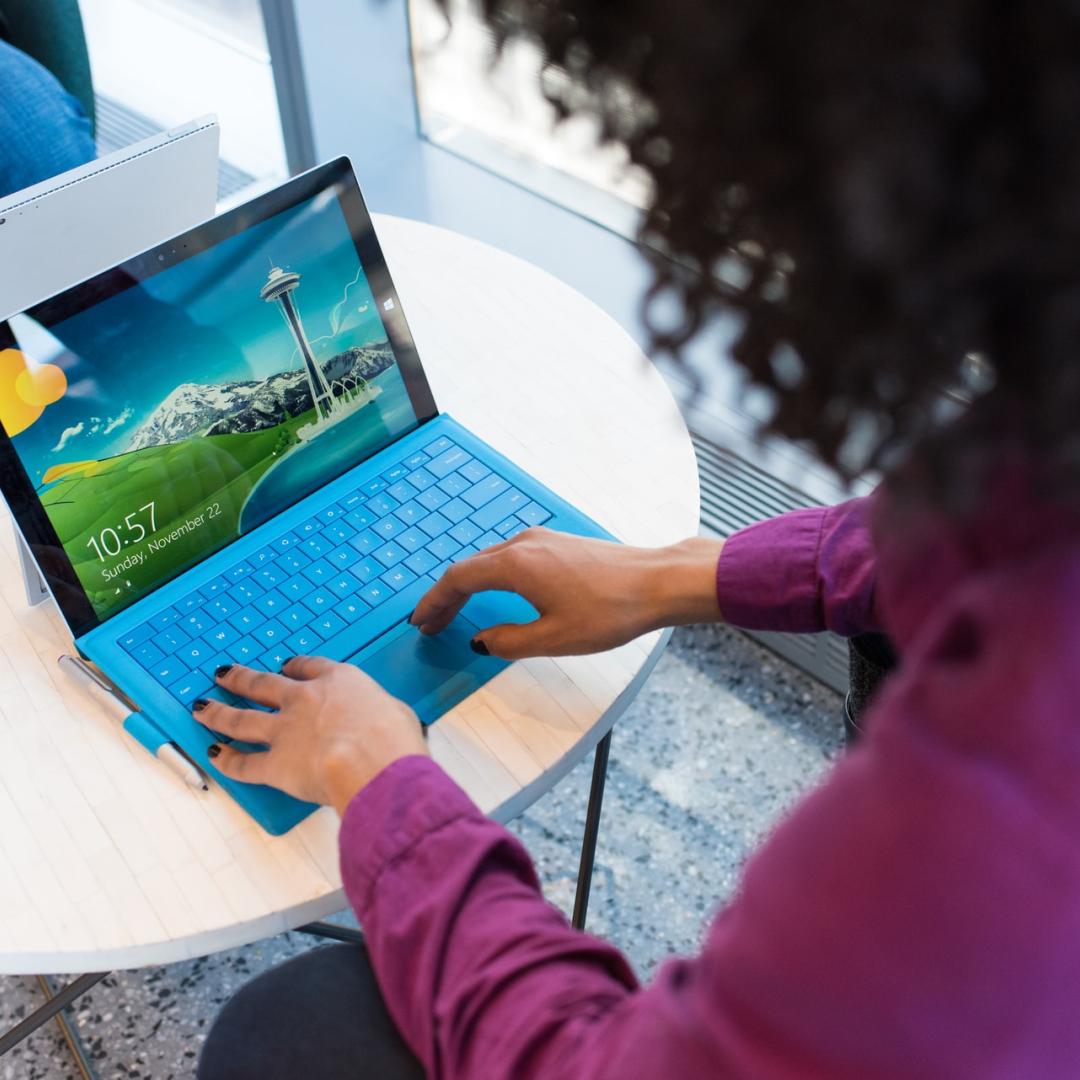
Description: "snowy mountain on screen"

(126, 344), (395, 452)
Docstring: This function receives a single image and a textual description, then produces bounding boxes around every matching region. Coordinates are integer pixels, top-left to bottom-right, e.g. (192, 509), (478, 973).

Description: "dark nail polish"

(207, 743), (222, 759)
(192, 698), (209, 713)
(470, 637), (489, 656)
(407, 607), (417, 625)
(279, 655), (296, 672)
(214, 664), (233, 679)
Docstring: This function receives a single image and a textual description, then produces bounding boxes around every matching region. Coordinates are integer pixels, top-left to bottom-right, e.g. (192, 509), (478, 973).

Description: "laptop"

(0, 158), (613, 834)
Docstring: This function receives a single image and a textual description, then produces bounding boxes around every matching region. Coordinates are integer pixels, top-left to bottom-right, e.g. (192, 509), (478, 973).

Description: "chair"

(0, 0), (95, 135)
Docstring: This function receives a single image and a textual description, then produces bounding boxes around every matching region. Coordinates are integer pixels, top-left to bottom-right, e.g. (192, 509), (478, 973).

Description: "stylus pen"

(57, 654), (209, 792)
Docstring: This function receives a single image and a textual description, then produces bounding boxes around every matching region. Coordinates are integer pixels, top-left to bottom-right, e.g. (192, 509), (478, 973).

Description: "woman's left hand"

(192, 657), (429, 815)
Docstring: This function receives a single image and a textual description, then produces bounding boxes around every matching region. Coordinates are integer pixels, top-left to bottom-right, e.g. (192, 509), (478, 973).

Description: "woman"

(199, 2), (1080, 1076)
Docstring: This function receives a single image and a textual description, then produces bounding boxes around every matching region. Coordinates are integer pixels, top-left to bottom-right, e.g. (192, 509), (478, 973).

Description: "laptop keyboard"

(114, 434), (551, 714)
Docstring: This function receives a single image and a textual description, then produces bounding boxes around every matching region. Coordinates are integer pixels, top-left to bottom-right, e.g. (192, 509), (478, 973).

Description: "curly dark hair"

(453, 0), (1080, 509)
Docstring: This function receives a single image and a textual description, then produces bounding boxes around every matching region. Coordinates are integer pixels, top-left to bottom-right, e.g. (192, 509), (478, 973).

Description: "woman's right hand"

(409, 526), (724, 659)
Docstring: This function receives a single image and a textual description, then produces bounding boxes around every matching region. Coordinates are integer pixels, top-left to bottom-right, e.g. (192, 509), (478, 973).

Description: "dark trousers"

(198, 943), (424, 1080)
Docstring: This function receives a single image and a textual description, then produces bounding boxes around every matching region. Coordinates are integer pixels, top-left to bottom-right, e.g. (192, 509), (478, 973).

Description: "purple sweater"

(339, 494), (1080, 1078)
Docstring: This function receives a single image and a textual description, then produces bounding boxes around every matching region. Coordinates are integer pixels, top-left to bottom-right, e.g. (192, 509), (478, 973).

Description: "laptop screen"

(0, 161), (436, 632)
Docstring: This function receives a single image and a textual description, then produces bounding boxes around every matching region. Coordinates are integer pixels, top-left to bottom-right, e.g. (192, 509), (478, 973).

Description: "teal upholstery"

(0, 0), (95, 134)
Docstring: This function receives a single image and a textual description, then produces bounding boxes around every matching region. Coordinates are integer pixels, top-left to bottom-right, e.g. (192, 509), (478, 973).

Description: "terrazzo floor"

(0, 623), (843, 1079)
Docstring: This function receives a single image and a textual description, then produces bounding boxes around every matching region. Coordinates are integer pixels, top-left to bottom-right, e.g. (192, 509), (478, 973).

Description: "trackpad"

(349, 614), (508, 725)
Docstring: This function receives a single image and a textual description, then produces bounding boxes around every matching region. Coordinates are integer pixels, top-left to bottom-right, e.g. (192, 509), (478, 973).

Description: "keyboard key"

(324, 520), (355, 545)
(439, 497), (471, 523)
(301, 535), (330, 559)
(296, 517), (321, 538)
(253, 590), (287, 617)
(301, 559), (335, 585)
(177, 641), (213, 668)
(408, 467), (437, 491)
(382, 463), (408, 483)
(230, 636), (261, 664)
(517, 501), (551, 526)
(425, 445), (471, 478)
(449, 520), (483, 546)
(228, 606), (265, 634)
(199, 580), (226, 600)
(463, 474), (510, 511)
(253, 620), (288, 647)
(260, 646), (291, 671)
(451, 544), (480, 563)
(334, 596), (370, 623)
(182, 611), (210, 636)
(229, 579), (263, 606)
(206, 595), (239, 622)
(496, 517), (519, 536)
(349, 529), (380, 556)
(476, 530), (503, 550)
(437, 473), (470, 497)
(416, 486), (449, 512)
(131, 639), (164, 665)
(373, 542), (407, 568)
(286, 627), (323, 654)
(362, 477), (388, 496)
(175, 591), (204, 614)
(387, 479), (419, 503)
(302, 588), (336, 615)
(426, 534), (461, 562)
(459, 460), (490, 483)
(349, 557), (384, 584)
(272, 531), (300, 552)
(152, 657), (189, 685)
(504, 521), (530, 539)
(396, 526), (428, 552)
(404, 451), (429, 469)
(421, 435), (453, 457)
(169, 672), (207, 706)
(154, 626), (189, 654)
(471, 487), (529, 530)
(382, 565), (417, 592)
(312, 611), (347, 638)
(337, 490), (365, 512)
(248, 547), (276, 568)
(418, 511), (452, 538)
(224, 562), (254, 582)
(203, 623), (240, 650)
(280, 575), (316, 602)
(345, 506), (378, 530)
(318, 505), (342, 524)
(358, 580), (392, 607)
(327, 544), (362, 570)
(373, 515), (405, 540)
(276, 549), (311, 574)
(149, 607), (180, 630)
(120, 624), (155, 651)
(279, 603), (311, 630)
(256, 566), (285, 590)
(393, 500), (425, 526)
(326, 573), (357, 598)
(404, 548), (439, 576)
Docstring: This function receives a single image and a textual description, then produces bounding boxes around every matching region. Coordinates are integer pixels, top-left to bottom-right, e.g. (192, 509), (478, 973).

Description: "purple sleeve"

(715, 496), (880, 636)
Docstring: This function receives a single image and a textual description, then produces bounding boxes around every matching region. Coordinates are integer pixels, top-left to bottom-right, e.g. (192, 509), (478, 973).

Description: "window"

(409, 0), (651, 238)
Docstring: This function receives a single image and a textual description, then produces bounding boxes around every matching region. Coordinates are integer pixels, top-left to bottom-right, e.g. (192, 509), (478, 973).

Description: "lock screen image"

(1, 191), (419, 620)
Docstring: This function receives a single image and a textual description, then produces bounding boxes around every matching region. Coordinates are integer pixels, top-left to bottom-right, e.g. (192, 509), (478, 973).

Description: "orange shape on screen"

(0, 349), (42, 435)
(15, 362), (67, 407)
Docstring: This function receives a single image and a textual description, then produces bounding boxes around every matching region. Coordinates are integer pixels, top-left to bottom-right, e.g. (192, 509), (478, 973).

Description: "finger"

(281, 654), (340, 681)
(472, 618), (556, 661)
(192, 698), (275, 744)
(410, 550), (522, 635)
(216, 663), (292, 707)
(208, 743), (272, 786)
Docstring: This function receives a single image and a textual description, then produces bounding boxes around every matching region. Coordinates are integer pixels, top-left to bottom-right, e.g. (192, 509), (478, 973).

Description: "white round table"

(0, 216), (699, 980)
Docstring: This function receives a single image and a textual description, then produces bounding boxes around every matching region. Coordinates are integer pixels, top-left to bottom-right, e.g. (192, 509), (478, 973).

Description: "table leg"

(294, 921), (366, 946)
(0, 971), (107, 1058)
(572, 730), (612, 931)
